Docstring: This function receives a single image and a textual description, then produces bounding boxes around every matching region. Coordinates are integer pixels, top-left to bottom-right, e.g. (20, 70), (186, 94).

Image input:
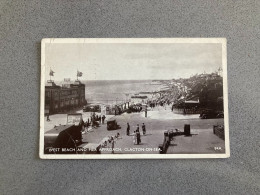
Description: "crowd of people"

(83, 112), (106, 129)
(154, 72), (223, 111)
(128, 104), (143, 113)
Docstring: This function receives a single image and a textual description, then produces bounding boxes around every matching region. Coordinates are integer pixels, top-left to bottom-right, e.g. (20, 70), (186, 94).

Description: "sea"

(81, 80), (165, 105)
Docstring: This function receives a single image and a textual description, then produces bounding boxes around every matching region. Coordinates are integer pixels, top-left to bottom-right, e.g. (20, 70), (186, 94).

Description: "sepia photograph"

(40, 38), (229, 159)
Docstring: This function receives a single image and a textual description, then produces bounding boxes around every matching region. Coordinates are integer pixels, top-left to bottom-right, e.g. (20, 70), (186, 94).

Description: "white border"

(40, 38), (230, 159)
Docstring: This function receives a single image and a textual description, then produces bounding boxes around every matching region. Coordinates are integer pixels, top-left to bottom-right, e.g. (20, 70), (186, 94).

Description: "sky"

(44, 43), (222, 81)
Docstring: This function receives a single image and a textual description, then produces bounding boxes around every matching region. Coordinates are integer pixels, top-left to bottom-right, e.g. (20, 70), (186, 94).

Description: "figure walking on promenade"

(46, 114), (50, 122)
(126, 123), (130, 136)
(102, 115), (106, 124)
(133, 131), (137, 145)
(136, 131), (141, 144)
(111, 137), (115, 154)
(142, 123), (146, 135)
(136, 124), (140, 132)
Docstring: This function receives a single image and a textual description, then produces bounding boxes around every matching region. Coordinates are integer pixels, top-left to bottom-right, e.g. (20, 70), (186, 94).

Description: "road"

(44, 106), (225, 154)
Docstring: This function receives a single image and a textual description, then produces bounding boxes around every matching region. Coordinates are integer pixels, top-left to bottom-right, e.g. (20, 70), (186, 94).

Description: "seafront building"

(45, 79), (87, 115)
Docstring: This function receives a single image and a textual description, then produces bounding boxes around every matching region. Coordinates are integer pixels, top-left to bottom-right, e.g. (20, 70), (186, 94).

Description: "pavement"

(44, 106), (225, 154)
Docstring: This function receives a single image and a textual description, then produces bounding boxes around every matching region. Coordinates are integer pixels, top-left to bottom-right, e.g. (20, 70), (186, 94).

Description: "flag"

(77, 71), (83, 77)
(49, 69), (55, 76)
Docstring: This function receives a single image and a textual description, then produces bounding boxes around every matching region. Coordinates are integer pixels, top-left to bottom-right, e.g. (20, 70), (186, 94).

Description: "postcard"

(40, 38), (230, 159)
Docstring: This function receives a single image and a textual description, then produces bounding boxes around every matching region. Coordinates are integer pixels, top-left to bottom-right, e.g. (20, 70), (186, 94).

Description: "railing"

(173, 108), (201, 114)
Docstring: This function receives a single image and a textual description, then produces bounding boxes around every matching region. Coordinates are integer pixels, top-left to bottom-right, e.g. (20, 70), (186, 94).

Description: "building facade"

(45, 80), (87, 115)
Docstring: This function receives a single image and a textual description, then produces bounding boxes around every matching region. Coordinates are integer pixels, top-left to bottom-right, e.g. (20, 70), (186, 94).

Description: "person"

(102, 115), (106, 124)
(80, 119), (85, 133)
(126, 123), (130, 136)
(136, 131), (141, 144)
(136, 124), (139, 132)
(92, 118), (95, 128)
(84, 121), (89, 130)
(133, 131), (137, 145)
(46, 114), (50, 121)
(115, 133), (121, 139)
(142, 123), (146, 135)
(111, 137), (115, 154)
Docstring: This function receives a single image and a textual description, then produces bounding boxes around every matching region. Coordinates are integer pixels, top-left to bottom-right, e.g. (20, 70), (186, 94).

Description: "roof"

(61, 80), (85, 88)
(45, 81), (60, 88)
(45, 125), (73, 135)
(67, 113), (82, 116)
(107, 119), (116, 122)
(73, 80), (82, 85)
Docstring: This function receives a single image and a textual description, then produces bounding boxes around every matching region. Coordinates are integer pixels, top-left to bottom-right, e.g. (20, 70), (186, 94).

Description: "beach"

(82, 80), (166, 104)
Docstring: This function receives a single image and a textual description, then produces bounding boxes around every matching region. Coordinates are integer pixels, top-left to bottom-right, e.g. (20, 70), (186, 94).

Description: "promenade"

(44, 106), (225, 154)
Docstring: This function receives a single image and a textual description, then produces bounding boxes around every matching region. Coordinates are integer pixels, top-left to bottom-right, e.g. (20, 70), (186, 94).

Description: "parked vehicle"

(107, 119), (121, 130)
(216, 112), (224, 118)
(200, 109), (224, 119)
(83, 104), (101, 112)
